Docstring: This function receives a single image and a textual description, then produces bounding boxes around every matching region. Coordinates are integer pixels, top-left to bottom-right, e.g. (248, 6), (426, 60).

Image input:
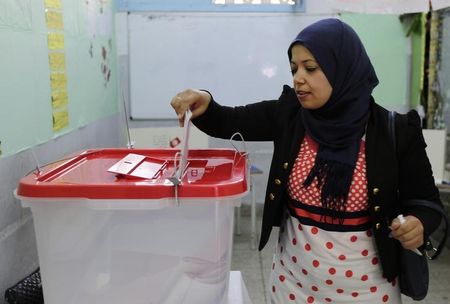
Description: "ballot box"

(15, 148), (248, 304)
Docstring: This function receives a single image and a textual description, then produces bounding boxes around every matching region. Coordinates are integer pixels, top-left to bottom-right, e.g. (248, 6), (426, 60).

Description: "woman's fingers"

(170, 89), (211, 126)
(170, 94), (189, 126)
(390, 215), (424, 249)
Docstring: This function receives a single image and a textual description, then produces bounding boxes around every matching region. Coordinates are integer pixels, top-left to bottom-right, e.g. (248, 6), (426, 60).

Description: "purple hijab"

(288, 18), (379, 215)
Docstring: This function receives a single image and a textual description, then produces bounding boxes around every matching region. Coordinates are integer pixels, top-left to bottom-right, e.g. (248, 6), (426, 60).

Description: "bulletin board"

(128, 13), (330, 119)
(0, 0), (118, 158)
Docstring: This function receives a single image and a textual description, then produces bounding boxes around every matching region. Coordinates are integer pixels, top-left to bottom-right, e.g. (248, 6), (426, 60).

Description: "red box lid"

(17, 148), (248, 199)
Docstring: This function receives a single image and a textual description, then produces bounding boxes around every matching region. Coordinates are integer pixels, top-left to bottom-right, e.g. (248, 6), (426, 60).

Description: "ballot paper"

(178, 110), (192, 180)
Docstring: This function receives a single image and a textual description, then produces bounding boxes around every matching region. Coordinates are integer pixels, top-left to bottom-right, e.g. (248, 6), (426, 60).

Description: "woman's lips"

(297, 91), (310, 99)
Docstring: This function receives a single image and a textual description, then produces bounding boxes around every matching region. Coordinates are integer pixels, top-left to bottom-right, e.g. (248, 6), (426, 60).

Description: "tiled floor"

(231, 204), (450, 304)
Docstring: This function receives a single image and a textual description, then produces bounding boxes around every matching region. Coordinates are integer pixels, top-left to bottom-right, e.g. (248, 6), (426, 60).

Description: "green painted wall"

(0, 0), (118, 158)
(342, 13), (410, 110)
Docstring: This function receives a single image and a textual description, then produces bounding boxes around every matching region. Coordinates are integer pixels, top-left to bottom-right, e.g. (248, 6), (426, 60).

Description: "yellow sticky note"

(51, 90), (68, 108)
(46, 11), (64, 30)
(49, 52), (66, 71)
(50, 72), (67, 90)
(47, 32), (65, 50)
(45, 0), (62, 10)
(53, 110), (69, 132)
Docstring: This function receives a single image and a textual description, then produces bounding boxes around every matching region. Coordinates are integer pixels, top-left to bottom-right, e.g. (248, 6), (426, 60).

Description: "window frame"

(117, 0), (305, 13)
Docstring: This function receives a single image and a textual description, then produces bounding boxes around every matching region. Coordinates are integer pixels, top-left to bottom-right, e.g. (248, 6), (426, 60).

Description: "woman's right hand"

(170, 89), (211, 127)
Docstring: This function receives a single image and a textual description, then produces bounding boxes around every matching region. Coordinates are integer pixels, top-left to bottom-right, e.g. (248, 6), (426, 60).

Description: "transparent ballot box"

(16, 148), (248, 304)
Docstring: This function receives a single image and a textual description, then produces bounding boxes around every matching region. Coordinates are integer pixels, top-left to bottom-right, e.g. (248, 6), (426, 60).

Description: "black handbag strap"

(389, 111), (397, 154)
(388, 110), (449, 260)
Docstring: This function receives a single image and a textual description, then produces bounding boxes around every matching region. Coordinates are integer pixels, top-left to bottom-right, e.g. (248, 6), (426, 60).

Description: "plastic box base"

(26, 198), (238, 304)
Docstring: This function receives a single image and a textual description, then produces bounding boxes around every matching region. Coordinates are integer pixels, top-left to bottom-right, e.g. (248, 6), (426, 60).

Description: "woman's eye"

(306, 67), (317, 72)
(290, 69), (297, 76)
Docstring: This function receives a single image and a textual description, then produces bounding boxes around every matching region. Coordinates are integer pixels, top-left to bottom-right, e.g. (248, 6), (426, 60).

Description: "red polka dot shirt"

(269, 135), (401, 303)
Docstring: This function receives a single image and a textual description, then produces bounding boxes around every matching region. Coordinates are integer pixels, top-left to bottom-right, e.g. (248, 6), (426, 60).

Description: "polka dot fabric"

(269, 135), (401, 303)
(287, 135), (368, 211)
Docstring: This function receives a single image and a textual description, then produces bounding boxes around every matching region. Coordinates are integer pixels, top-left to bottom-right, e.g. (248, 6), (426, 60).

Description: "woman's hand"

(170, 89), (211, 127)
(390, 215), (424, 250)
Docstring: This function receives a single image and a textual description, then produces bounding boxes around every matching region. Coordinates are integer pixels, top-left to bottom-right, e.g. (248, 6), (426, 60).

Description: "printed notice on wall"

(51, 90), (68, 108)
(46, 11), (63, 30)
(44, 0), (62, 9)
(48, 52), (66, 71)
(45, 0), (69, 132)
(52, 110), (69, 131)
(47, 32), (64, 50)
(50, 72), (67, 90)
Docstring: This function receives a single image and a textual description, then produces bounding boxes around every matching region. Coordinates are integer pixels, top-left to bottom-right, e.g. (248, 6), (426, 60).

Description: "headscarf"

(287, 18), (379, 216)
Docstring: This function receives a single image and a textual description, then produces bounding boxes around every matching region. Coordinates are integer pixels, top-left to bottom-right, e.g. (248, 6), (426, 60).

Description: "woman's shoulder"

(370, 102), (422, 129)
(374, 103), (426, 153)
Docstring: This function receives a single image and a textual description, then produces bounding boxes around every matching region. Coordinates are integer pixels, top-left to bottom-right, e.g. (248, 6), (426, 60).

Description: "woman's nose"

(293, 72), (305, 85)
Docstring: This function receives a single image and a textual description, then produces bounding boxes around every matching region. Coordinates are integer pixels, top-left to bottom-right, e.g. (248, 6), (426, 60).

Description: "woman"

(171, 18), (442, 303)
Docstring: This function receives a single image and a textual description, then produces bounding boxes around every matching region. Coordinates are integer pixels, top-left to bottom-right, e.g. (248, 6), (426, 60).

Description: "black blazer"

(193, 85), (442, 280)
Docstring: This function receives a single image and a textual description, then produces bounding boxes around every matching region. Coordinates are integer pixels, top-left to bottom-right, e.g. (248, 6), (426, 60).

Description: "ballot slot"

(107, 153), (209, 181)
